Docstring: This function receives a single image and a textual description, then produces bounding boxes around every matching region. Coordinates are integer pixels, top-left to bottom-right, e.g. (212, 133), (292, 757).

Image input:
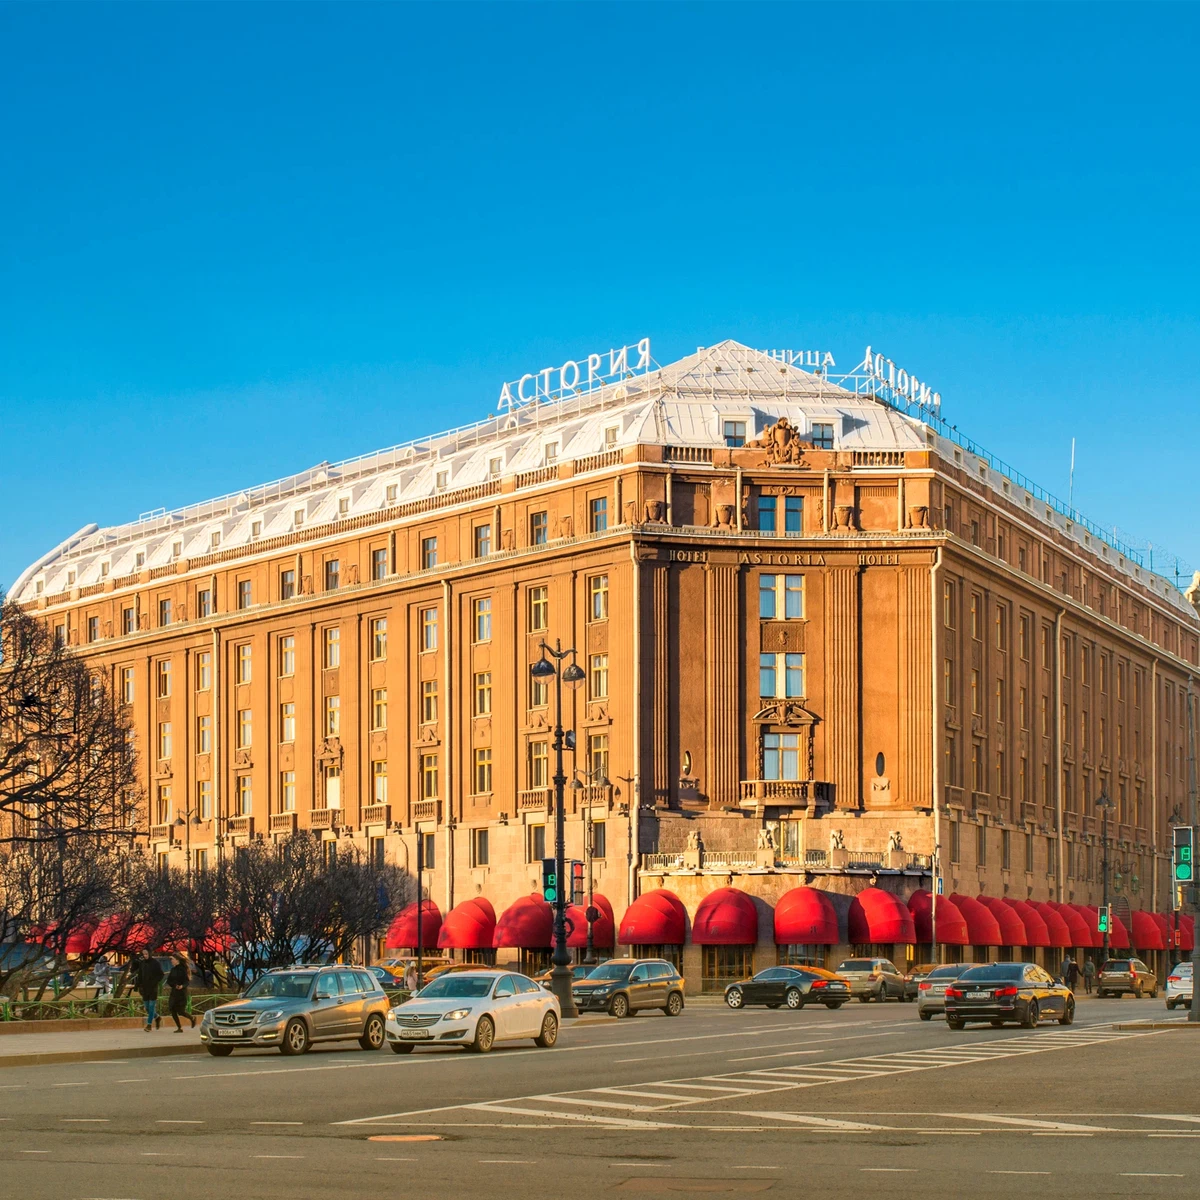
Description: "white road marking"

(480, 1160), (536, 1164)
(20, 1150), (50, 1154)
(156, 1119), (203, 1125)
(752, 1113), (890, 1130)
(474, 1105), (680, 1129)
(253, 1155), (305, 1159)
(1141, 1114), (1200, 1123)
(251, 1121), (303, 1126)
(950, 1114), (1105, 1132)
(862, 1167), (916, 1172)
(990, 1170), (1050, 1175)
(61, 1118), (109, 1123)
(1122, 1173), (1185, 1178)
(1149, 1134), (1200, 1138)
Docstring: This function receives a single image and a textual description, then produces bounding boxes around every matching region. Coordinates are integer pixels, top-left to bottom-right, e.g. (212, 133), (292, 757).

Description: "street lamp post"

(530, 639), (584, 1019)
(175, 804), (204, 880)
(1096, 791), (1115, 959)
(572, 767), (611, 966)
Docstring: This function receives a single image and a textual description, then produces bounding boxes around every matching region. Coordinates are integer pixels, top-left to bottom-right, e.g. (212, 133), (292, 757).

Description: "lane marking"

(862, 1168), (916, 1172)
(251, 1121), (303, 1126)
(62, 1118), (109, 1123)
(949, 1114), (1105, 1132)
(157, 1119), (203, 1125)
(253, 1155), (305, 1159)
(1123, 1174), (1185, 1178)
(20, 1150), (50, 1154)
(752, 1113), (890, 1131)
(473, 1105), (680, 1129)
(990, 1170), (1050, 1175)
(480, 1159), (536, 1164)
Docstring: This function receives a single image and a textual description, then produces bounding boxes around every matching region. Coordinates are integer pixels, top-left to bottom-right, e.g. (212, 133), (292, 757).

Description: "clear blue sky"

(3, 2), (1198, 592)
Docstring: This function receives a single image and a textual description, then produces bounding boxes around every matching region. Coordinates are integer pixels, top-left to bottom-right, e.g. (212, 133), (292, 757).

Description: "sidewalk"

(0, 1024), (207, 1069)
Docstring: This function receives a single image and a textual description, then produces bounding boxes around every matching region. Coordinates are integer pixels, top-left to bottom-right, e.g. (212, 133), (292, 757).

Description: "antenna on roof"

(1067, 438), (1076, 516)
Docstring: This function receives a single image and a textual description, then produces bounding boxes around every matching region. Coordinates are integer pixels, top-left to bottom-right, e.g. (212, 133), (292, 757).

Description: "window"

(1001, 828), (1011, 871)
(473, 748), (492, 795)
(279, 636), (295, 676)
(592, 821), (607, 858)
(970, 669), (981, 715)
(472, 828), (490, 866)
(197, 714), (212, 754)
(970, 594), (981, 639)
(237, 708), (252, 748)
(157, 721), (173, 759)
(121, 667), (135, 704)
(972, 743), (983, 791)
(280, 771), (296, 812)
(488, 456), (503, 477)
(197, 780), (212, 820)
(784, 496), (803, 533)
(156, 659), (172, 698)
(758, 496), (776, 532)
(995, 606), (1008, 650)
(976, 824), (987, 867)
(420, 832), (436, 870)
(421, 680), (438, 724)
(473, 597), (492, 643)
(435, 470), (449, 491)
(371, 547), (388, 580)
(197, 651), (211, 691)
(589, 497), (608, 533)
(370, 617), (387, 661)
(324, 696), (340, 738)
(589, 733), (609, 781)
(589, 575), (609, 621)
(1020, 757), (1028, 801)
(473, 671), (492, 716)
(949, 820), (961, 863)
(763, 732), (801, 780)
(236, 644), (252, 684)
(995, 678), (1006, 721)
(529, 585), (548, 632)
(943, 580), (955, 627)
(372, 760), (388, 804)
(995, 749), (1005, 794)
(759, 574), (804, 619)
(421, 754), (439, 800)
(1025, 832), (1035, 873)
(1040, 626), (1051, 669)
(702, 946), (754, 991)
(337, 496), (350, 517)
(760, 653), (804, 698)
(385, 483), (399, 503)
(156, 784), (172, 825)
(280, 702), (296, 743)
(1019, 614), (1030, 659)
(604, 426), (619, 449)
(87, 615), (99, 643)
(53, 624), (64, 648)
(723, 420), (747, 448)
(237, 580), (252, 610)
(323, 627), (340, 669)
(324, 560), (340, 591)
(372, 688), (388, 731)
(529, 740), (549, 788)
(251, 520), (262, 539)
(280, 569), (296, 600)
(421, 607), (438, 652)
(530, 673), (549, 708)
(122, 606), (136, 635)
(473, 524), (492, 558)
(158, 598), (172, 627)
(543, 441), (558, 465)
(1019, 687), (1029, 729)
(944, 659), (955, 706)
(236, 775), (252, 816)
(195, 589), (212, 619)
(810, 422), (834, 449)
(590, 653), (609, 700)
(421, 537), (438, 569)
(530, 511), (548, 545)
(325, 765), (341, 809)
(528, 824), (546, 862)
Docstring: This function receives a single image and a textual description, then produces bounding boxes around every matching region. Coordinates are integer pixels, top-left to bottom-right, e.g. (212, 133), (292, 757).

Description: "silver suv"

(200, 966), (390, 1056)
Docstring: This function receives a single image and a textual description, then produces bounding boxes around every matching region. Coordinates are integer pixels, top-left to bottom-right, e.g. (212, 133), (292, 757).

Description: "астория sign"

(497, 338), (652, 412)
(862, 346), (941, 411)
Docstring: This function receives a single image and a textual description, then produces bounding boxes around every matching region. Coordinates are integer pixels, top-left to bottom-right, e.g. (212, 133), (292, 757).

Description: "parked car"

(915, 963), (973, 1020)
(533, 963), (598, 989)
(367, 965), (403, 989)
(1165, 962), (1193, 1010)
(386, 969), (560, 1053)
(904, 963), (941, 1000)
(1097, 958), (1158, 998)
(571, 958), (685, 1018)
(199, 965), (390, 1056)
(724, 966), (850, 1010)
(833, 958), (909, 1002)
(944, 962), (1075, 1029)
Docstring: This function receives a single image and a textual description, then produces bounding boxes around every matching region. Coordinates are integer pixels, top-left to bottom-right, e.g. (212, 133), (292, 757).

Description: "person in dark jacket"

(132, 951), (165, 1031)
(166, 953), (195, 1032)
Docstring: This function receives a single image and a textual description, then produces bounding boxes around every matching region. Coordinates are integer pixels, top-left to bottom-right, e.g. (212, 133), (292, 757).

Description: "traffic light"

(1173, 826), (1195, 884)
(1097, 905), (1110, 935)
(570, 860), (585, 905)
(541, 857), (558, 904)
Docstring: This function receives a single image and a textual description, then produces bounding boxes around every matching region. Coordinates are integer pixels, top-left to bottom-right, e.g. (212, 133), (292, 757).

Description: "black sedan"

(725, 967), (850, 1011)
(944, 962), (1075, 1029)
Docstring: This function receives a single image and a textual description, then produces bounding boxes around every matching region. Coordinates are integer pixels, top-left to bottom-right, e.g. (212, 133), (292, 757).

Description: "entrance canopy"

(692, 888), (758, 945)
(437, 897), (496, 950)
(618, 889), (687, 945)
(848, 887), (915, 945)
(774, 887), (838, 945)
(386, 900), (442, 950)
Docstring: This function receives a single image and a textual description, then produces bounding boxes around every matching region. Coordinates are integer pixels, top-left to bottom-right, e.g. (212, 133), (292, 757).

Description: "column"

(826, 566), (861, 808)
(706, 564), (740, 807)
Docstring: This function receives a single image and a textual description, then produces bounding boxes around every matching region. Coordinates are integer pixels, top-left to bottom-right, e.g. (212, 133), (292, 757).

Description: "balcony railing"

(269, 812), (297, 833)
(149, 823), (171, 843)
(701, 851), (759, 868)
(641, 852), (686, 871)
(739, 780), (828, 807)
(228, 816), (253, 837)
(412, 800), (440, 822)
(362, 804), (391, 827)
(519, 789), (553, 813)
(309, 808), (334, 830)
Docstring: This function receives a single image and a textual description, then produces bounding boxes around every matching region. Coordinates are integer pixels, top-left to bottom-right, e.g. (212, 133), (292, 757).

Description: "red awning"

(1151, 913), (1170, 945)
(1108, 913), (1131, 950)
(976, 896), (1027, 946)
(1180, 915), (1195, 953)
(1130, 911), (1164, 952)
(618, 889), (687, 946)
(908, 891), (969, 945)
(1050, 902), (1094, 948)
(30, 922), (96, 956)
(437, 897), (496, 950)
(848, 887), (916, 945)
(1068, 903), (1102, 948)
(692, 887), (759, 945)
(567, 893), (615, 948)
(385, 900), (442, 950)
(949, 894), (1003, 946)
(90, 915), (154, 953)
(1029, 901), (1071, 948)
(494, 895), (554, 950)
(1002, 899), (1050, 947)
(774, 887), (839, 945)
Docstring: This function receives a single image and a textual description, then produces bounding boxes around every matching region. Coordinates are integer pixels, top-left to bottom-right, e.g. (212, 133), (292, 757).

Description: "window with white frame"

(759, 652), (805, 698)
(759, 574), (805, 619)
(763, 732), (802, 780)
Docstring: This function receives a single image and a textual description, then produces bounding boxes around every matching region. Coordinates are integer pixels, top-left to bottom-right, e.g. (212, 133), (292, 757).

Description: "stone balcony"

(519, 788), (553, 813)
(228, 816), (254, 837)
(412, 800), (441, 822)
(269, 812), (297, 834)
(362, 804), (391, 827)
(738, 779), (829, 811)
(640, 845), (932, 875)
(309, 808), (335, 830)
(149, 823), (172, 843)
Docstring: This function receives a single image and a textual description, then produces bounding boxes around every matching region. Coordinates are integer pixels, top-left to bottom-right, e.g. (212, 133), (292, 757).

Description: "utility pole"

(1187, 686), (1199, 1023)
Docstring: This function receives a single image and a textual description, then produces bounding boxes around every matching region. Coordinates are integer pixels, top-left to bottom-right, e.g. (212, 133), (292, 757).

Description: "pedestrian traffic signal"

(1173, 826), (1196, 883)
(570, 860), (585, 904)
(1097, 905), (1110, 934)
(541, 857), (558, 904)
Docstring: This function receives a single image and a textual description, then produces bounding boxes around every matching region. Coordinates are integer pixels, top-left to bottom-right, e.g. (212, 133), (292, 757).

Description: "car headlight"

(257, 1010), (284, 1024)
(591, 986), (611, 995)
(388, 1007), (400, 1019)
(443, 1008), (471, 1021)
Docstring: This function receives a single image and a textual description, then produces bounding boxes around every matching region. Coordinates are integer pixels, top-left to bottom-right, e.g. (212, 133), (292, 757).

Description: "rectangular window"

(760, 653), (805, 698)
(371, 547), (388, 581)
(122, 606), (136, 635)
(1025, 832), (1035, 873)
(759, 575), (804, 620)
(421, 607), (438, 652)
(784, 496), (803, 533)
(237, 580), (252, 610)
(995, 749), (1005, 795)
(944, 659), (955, 706)
(528, 824), (546, 862)
(589, 575), (609, 621)
(421, 537), (438, 569)
(759, 653), (777, 698)
(419, 832), (436, 870)
(325, 765), (341, 809)
(323, 627), (340, 669)
(197, 779), (212, 821)
(723, 420), (746, 448)
(530, 511), (548, 545)
(943, 580), (955, 628)
(280, 702), (295, 743)
(156, 784), (172, 825)
(1019, 614), (1030, 659)
(529, 585), (548, 632)
(280, 569), (296, 600)
(995, 677), (1006, 722)
(589, 497), (608, 533)
(976, 824), (987, 867)
(474, 671), (492, 716)
(589, 732), (609, 782)
(197, 651), (211, 691)
(810, 422), (834, 450)
(473, 597), (492, 643)
(370, 617), (387, 661)
(121, 666), (135, 704)
(372, 760), (388, 804)
(995, 606), (1008, 650)
(158, 721), (172, 760)
(280, 771), (296, 812)
(197, 714), (212, 754)
(543, 441), (558, 465)
(1002, 828), (1011, 871)
(156, 659), (172, 698)
(530, 672), (548, 708)
(592, 821), (607, 859)
(86, 615), (99, 643)
(158, 598), (172, 627)
(237, 708), (252, 748)
(421, 754), (439, 800)
(763, 732), (801, 781)
(590, 653), (609, 700)
(1019, 687), (1029, 729)
(324, 696), (340, 737)
(421, 680), (438, 724)
(371, 688), (388, 731)
(196, 589), (212, 619)
(474, 524), (492, 557)
(473, 748), (492, 795)
(472, 827), (490, 867)
(236, 643), (252, 684)
(324, 560), (340, 591)
(279, 635), (295, 676)
(971, 670), (981, 715)
(236, 775), (252, 816)
(529, 740), (549, 788)
(950, 821), (961, 864)
(758, 496), (776, 532)
(970, 594), (981, 639)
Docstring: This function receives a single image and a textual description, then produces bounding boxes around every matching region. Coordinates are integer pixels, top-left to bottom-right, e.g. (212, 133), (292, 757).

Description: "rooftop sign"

(497, 337), (653, 413)
(861, 346), (941, 412)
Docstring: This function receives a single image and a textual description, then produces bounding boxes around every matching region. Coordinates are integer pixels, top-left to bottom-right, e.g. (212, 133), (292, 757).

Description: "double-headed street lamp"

(1096, 790), (1116, 958)
(530, 639), (585, 1019)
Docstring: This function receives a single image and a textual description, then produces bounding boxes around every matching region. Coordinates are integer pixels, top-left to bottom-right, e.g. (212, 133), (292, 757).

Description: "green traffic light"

(1176, 864), (1194, 882)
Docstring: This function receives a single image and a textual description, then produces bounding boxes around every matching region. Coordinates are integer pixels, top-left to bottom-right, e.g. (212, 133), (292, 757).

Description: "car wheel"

(469, 1015), (495, 1053)
(858, 994), (871, 1003)
(1059, 999), (1075, 1026)
(1149, 987), (1158, 999)
(919, 1011), (933, 1021)
(359, 1014), (386, 1052)
(610, 994), (630, 1019)
(535, 1012), (559, 1048)
(947, 1017), (965, 1030)
(1021, 1000), (1039, 1029)
(990, 1019), (1005, 1027)
(664, 991), (684, 1017)
(766, 1003), (781, 1009)
(876, 984), (887, 1003)
(280, 1018), (310, 1056)
(824, 1001), (845, 1009)
(785, 988), (803, 1010)
(206, 1045), (233, 1057)
(902, 994), (915, 1003)
(390, 1042), (414, 1054)
(725, 988), (744, 1010)
(1166, 999), (1175, 1010)
(1132, 984), (1143, 1000)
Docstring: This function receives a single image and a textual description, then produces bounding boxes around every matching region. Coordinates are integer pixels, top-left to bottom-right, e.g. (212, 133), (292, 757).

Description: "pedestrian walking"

(1082, 958), (1095, 994)
(403, 961), (419, 993)
(1067, 959), (1080, 993)
(132, 951), (165, 1031)
(166, 953), (195, 1032)
(1059, 953), (1073, 984)
(92, 958), (112, 996)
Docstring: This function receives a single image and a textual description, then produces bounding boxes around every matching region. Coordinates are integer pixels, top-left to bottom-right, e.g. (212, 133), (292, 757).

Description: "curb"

(0, 1017), (150, 1037)
(1114, 1021), (1200, 1031)
(0, 1043), (209, 1070)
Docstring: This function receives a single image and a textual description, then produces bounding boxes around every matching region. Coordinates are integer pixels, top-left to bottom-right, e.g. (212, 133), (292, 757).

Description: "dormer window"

(35, 579), (44, 595)
(338, 497), (350, 516)
(100, 560), (110, 578)
(67, 570), (76, 586)
(604, 426), (619, 449)
(294, 508), (305, 527)
(136, 551), (146, 568)
(435, 470), (449, 491)
(722, 420), (746, 448)
(251, 520), (262, 539)
(210, 531), (221, 549)
(544, 442), (558, 465)
(489, 457), (502, 477)
(810, 422), (835, 450)
(386, 484), (398, 503)
(172, 541), (183, 558)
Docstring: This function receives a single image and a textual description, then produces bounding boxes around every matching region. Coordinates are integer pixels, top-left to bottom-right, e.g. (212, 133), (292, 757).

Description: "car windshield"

(928, 965), (968, 979)
(1171, 963), (1193, 975)
(416, 975), (495, 999)
(836, 960), (876, 972)
(244, 973), (314, 999)
(583, 963), (633, 982)
(956, 965), (1024, 983)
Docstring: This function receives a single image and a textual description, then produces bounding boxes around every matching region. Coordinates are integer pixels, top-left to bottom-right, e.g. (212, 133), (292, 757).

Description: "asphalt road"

(0, 995), (1194, 1200)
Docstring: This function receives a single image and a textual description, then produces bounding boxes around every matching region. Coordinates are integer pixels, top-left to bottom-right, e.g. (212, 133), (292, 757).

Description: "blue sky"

(2, 2), (1198, 591)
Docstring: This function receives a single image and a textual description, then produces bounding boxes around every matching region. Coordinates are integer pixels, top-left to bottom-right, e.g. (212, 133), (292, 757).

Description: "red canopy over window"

(1029, 901), (1071, 948)
(1180, 915), (1195, 953)
(30, 923), (96, 956)
(976, 896), (1026, 946)
(1049, 901), (1094, 948)
(1002, 899), (1050, 947)
(618, 889), (687, 946)
(949, 894), (1003, 946)
(437, 897), (496, 950)
(692, 887), (758, 945)
(774, 887), (838, 945)
(1068, 903), (1101, 948)
(494, 895), (554, 950)
(908, 891), (969, 945)
(1130, 910), (1164, 951)
(385, 900), (442, 950)
(567, 893), (615, 948)
(848, 887), (916, 945)
(1108, 913), (1131, 950)
(90, 915), (153, 953)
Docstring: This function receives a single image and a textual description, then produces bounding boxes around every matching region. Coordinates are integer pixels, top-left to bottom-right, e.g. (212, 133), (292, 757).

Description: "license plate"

(932, 987), (946, 995)
(830, 984), (846, 989)
(216, 1028), (244, 1038)
(399, 1030), (432, 1040)
(966, 991), (990, 999)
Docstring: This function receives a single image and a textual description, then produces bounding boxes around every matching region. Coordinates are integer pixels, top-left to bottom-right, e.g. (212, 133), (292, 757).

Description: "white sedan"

(386, 968), (560, 1053)
(1165, 961), (1193, 1010)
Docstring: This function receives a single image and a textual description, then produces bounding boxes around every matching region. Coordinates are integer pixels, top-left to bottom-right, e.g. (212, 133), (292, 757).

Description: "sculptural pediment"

(753, 701), (819, 726)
